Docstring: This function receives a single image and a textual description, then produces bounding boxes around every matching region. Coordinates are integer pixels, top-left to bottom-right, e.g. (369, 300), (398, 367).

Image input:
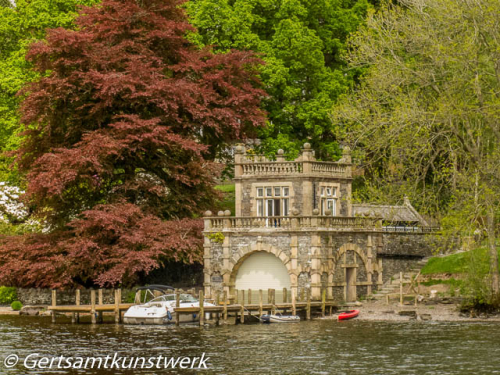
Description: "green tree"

(0, 0), (98, 183)
(334, 0), (500, 298)
(186, 0), (374, 159)
(0, 0), (13, 8)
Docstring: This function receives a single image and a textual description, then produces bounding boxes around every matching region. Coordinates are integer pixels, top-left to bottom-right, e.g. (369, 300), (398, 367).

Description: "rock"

(20, 305), (46, 316)
(430, 290), (438, 299)
(398, 310), (417, 318)
(382, 310), (395, 314)
(419, 313), (432, 321)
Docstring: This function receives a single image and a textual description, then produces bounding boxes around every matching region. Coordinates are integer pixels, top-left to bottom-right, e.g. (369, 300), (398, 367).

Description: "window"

(320, 185), (337, 215)
(256, 186), (291, 217)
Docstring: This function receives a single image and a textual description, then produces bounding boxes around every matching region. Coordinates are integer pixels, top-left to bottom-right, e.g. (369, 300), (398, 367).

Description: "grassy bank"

(421, 246), (500, 276)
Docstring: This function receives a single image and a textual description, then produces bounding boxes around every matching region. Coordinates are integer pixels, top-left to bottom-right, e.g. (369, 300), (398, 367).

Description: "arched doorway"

(234, 251), (291, 303)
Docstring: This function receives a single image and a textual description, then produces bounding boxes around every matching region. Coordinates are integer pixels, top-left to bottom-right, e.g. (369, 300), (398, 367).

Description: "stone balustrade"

(204, 215), (383, 232)
(234, 143), (352, 179)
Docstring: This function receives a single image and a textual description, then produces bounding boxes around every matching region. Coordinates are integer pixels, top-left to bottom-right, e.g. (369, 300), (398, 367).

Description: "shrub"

(0, 286), (17, 304)
(11, 301), (22, 311)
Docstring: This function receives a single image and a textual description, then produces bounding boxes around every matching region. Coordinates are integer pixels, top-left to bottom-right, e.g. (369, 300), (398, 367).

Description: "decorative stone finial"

(325, 209), (332, 216)
(235, 145), (244, 153)
(291, 208), (300, 216)
(312, 208), (320, 216)
(217, 211), (224, 216)
(404, 195), (411, 206)
(277, 149), (284, 155)
(303, 143), (311, 150)
(343, 146), (351, 154)
(204, 210), (213, 217)
(224, 210), (231, 216)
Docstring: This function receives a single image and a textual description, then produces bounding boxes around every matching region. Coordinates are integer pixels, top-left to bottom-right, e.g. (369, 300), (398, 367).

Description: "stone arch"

(226, 242), (295, 302)
(331, 242), (369, 272)
(228, 242), (293, 286)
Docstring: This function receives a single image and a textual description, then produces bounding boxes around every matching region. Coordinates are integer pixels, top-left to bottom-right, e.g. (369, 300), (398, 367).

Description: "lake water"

(1, 315), (499, 374)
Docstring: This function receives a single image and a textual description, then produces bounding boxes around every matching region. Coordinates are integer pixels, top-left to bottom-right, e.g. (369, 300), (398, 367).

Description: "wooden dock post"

(239, 303), (244, 324)
(321, 289), (326, 317)
(72, 289), (80, 324)
(223, 290), (228, 323)
(199, 290), (205, 326)
(291, 289), (296, 316)
(90, 289), (97, 324)
(300, 288), (305, 302)
(271, 289), (276, 315)
(175, 289), (180, 326)
(98, 289), (104, 323)
(240, 289), (245, 306)
(306, 289), (311, 320)
(235, 289), (238, 304)
(51, 290), (56, 323)
(268, 288), (272, 304)
(259, 289), (263, 316)
(247, 289), (252, 305)
(400, 272), (403, 306)
(114, 289), (121, 323)
(283, 288), (288, 303)
(215, 291), (220, 326)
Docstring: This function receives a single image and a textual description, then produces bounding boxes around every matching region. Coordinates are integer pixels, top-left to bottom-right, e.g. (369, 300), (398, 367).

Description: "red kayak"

(337, 309), (359, 321)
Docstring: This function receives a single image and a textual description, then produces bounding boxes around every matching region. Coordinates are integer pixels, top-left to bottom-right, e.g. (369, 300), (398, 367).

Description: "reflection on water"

(1, 315), (499, 374)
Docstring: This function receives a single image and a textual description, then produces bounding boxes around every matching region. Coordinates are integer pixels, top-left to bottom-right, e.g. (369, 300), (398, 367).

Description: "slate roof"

(352, 198), (429, 226)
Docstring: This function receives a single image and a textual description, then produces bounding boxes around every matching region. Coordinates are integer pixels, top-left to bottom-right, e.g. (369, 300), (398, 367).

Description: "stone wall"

(381, 232), (435, 258)
(16, 288), (135, 306)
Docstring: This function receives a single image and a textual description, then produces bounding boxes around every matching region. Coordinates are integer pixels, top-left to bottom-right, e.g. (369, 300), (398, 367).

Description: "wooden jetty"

(48, 288), (336, 326)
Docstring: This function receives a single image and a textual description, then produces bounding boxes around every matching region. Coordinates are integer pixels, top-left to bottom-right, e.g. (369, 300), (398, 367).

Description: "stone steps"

(371, 257), (431, 300)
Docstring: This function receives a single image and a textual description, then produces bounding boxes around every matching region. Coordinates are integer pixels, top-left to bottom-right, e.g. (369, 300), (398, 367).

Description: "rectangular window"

(266, 199), (274, 216)
(283, 187), (289, 197)
(283, 198), (289, 216)
(331, 187), (337, 197)
(257, 188), (264, 197)
(326, 187), (332, 196)
(274, 187), (281, 196)
(257, 199), (264, 216)
(327, 199), (335, 214)
(266, 187), (273, 197)
(321, 187), (325, 196)
(274, 199), (281, 216)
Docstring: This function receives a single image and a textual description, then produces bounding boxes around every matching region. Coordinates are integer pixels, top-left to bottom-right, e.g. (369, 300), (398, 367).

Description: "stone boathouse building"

(203, 144), (433, 303)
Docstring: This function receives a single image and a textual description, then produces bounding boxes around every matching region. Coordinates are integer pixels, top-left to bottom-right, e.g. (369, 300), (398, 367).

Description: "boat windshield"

(145, 294), (198, 304)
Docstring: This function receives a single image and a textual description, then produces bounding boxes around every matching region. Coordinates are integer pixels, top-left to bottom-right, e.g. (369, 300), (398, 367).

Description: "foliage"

(215, 184), (235, 214)
(10, 300), (22, 311)
(208, 232), (225, 244)
(0, 286), (17, 304)
(0, 0), (13, 8)
(334, 0), (500, 294)
(0, 0), (100, 183)
(186, 0), (376, 159)
(0, 0), (264, 288)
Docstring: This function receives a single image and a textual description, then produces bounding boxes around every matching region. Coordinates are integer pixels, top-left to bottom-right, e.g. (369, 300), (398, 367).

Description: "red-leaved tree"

(0, 0), (265, 288)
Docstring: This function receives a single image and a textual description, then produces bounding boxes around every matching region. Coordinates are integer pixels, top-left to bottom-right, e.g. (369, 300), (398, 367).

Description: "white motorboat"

(123, 285), (215, 325)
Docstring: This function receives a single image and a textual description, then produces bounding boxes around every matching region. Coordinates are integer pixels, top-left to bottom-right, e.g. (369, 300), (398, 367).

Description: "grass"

(215, 184), (235, 215)
(421, 246), (500, 275)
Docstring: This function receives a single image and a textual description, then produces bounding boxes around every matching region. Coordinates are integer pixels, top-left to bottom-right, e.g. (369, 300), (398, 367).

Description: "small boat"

(261, 313), (300, 323)
(337, 309), (359, 321)
(124, 285), (215, 325)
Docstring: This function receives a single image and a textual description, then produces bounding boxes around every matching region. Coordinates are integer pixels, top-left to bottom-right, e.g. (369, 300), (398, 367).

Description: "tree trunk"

(487, 206), (499, 296)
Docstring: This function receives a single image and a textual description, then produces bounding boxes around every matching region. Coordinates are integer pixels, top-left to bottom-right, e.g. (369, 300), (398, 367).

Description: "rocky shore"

(323, 298), (500, 322)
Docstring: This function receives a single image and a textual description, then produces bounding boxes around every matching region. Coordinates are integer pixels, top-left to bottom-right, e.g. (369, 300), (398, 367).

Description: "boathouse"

(203, 144), (433, 303)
